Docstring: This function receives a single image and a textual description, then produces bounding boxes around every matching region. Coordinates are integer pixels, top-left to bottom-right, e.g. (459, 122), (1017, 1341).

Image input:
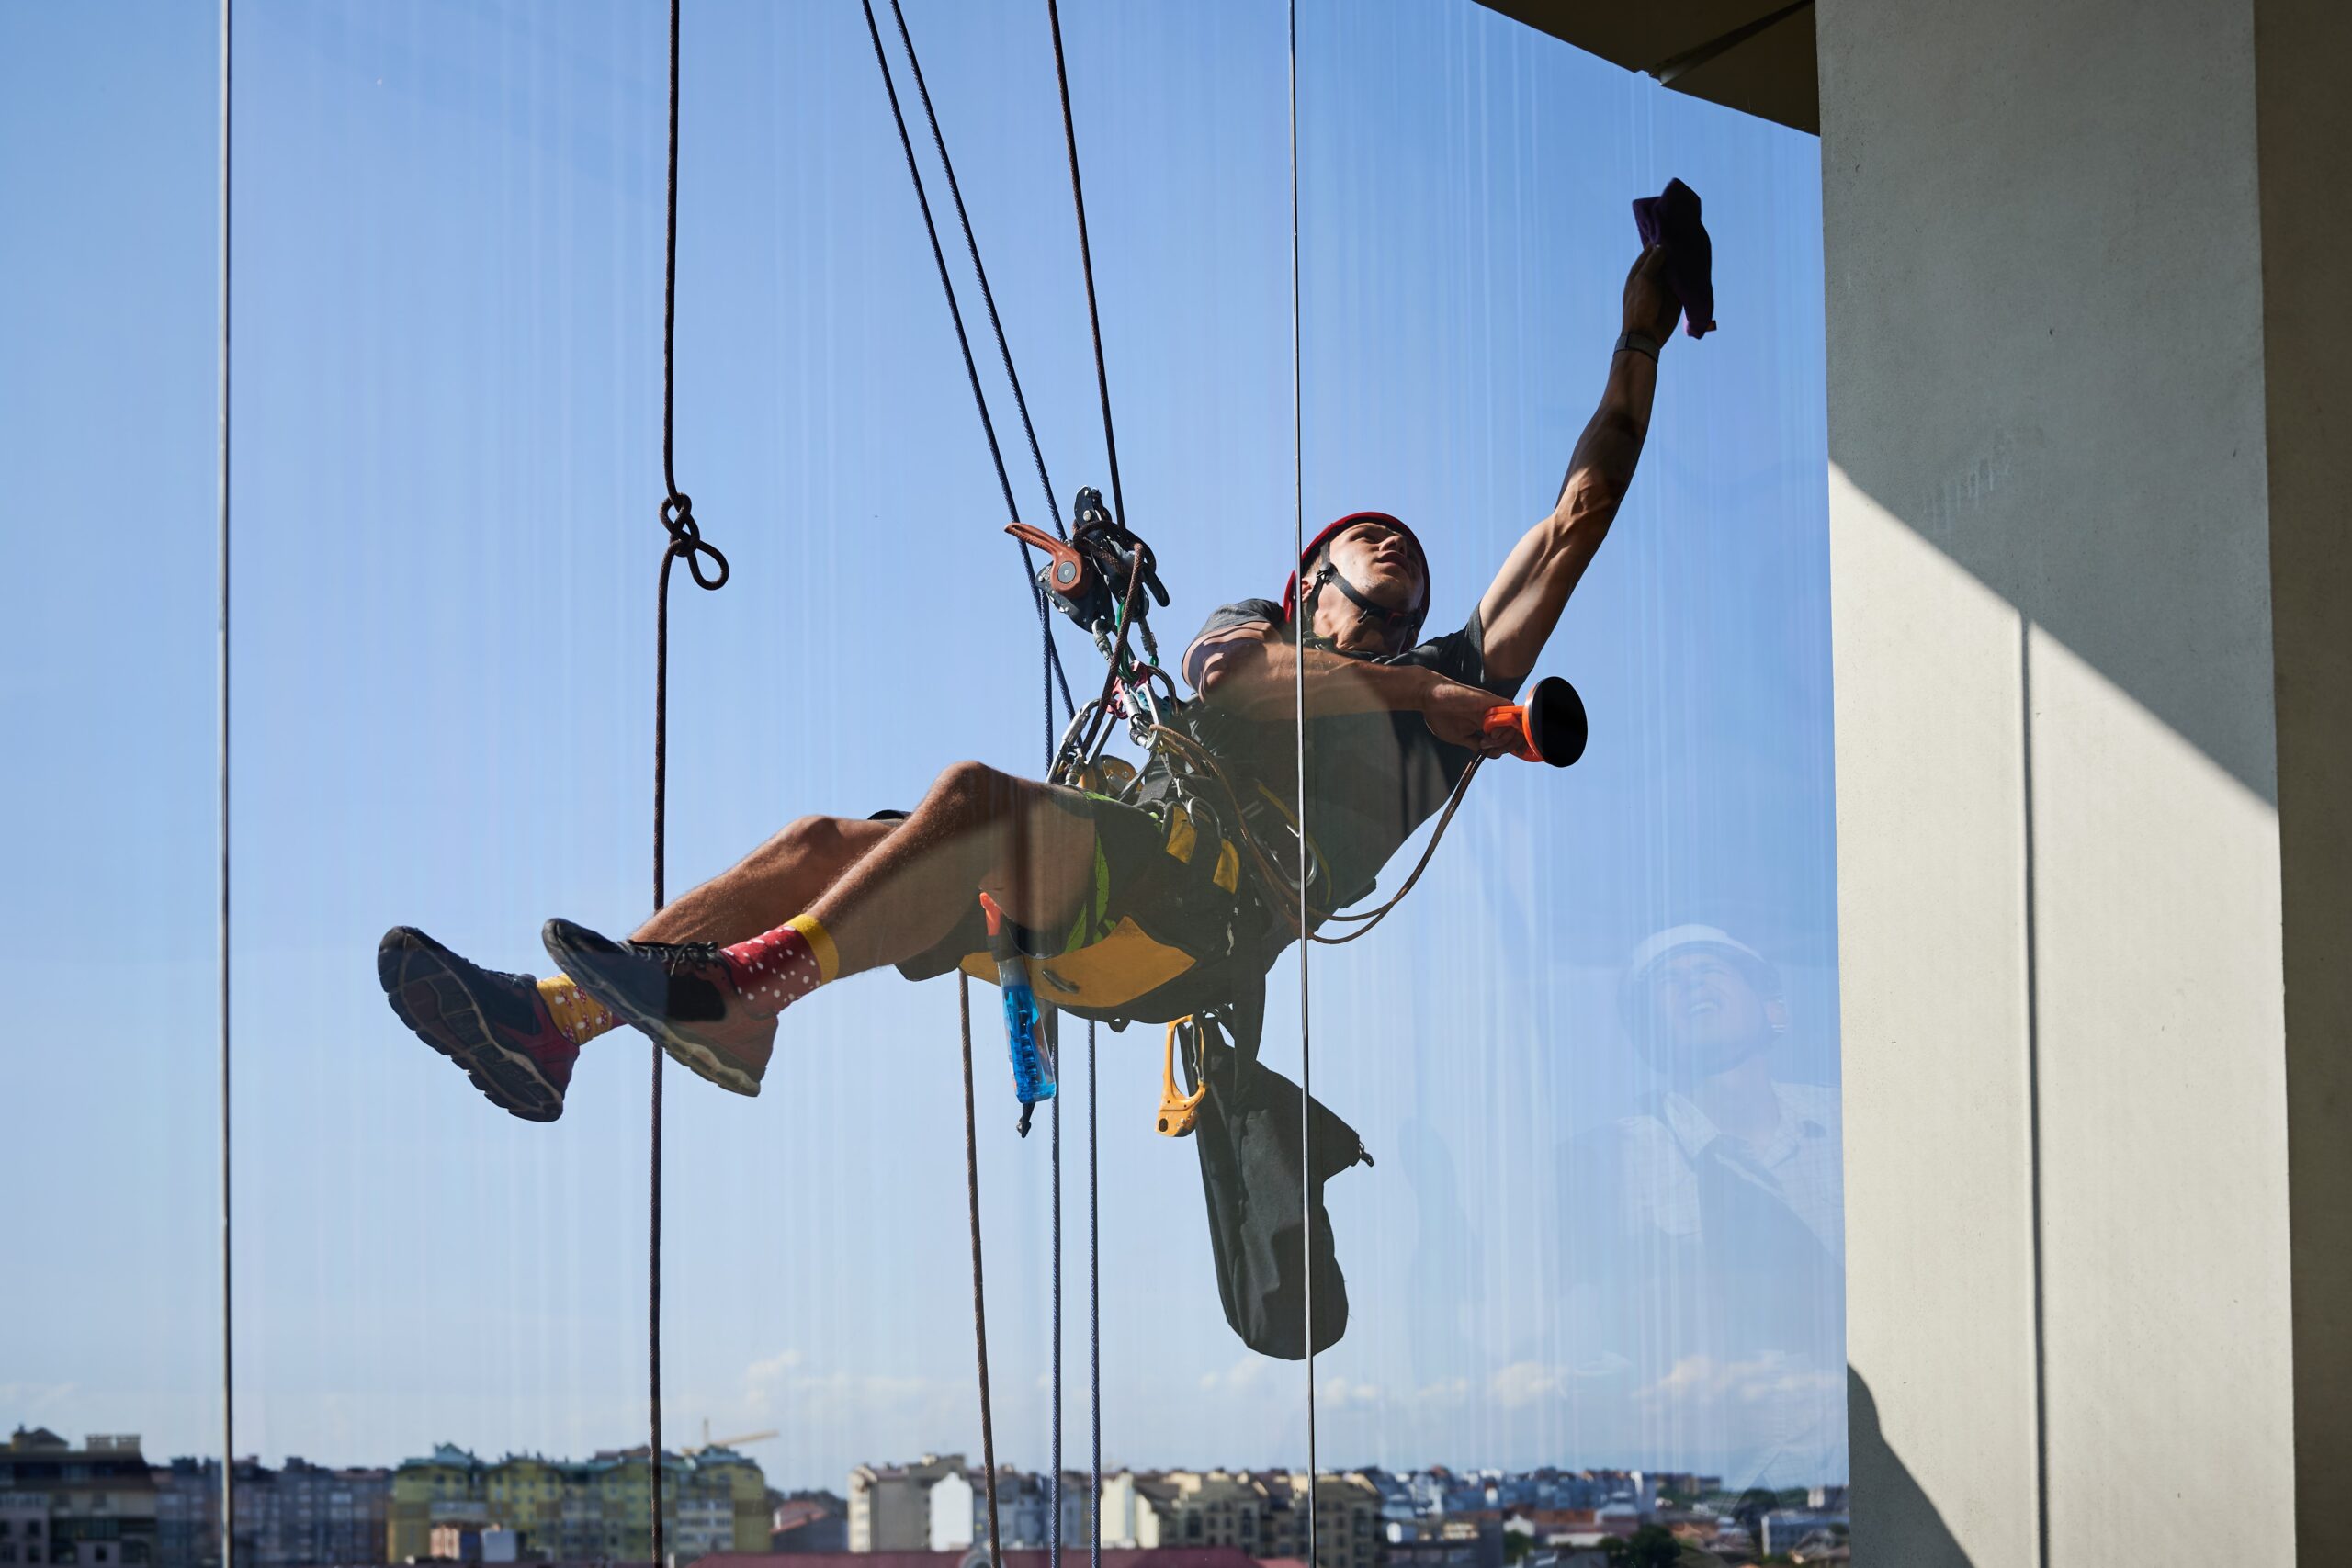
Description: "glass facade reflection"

(4, 3), (1835, 1565)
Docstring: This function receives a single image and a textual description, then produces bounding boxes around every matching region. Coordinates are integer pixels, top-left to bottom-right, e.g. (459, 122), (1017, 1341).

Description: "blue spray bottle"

(978, 892), (1057, 1134)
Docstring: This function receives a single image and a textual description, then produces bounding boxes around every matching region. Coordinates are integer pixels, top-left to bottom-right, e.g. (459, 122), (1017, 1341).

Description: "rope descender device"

(1010, 486), (1179, 785)
(1155, 1016), (1208, 1137)
(979, 891), (1057, 1136)
(1007, 487), (1169, 651)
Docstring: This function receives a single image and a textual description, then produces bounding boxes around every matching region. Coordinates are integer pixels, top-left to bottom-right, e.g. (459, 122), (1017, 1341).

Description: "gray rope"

(1051, 1089), (1063, 1568)
(1287, 0), (1319, 1553)
(216, 2), (235, 1562)
(1089, 1021), (1102, 1568)
(959, 977), (1006, 1568)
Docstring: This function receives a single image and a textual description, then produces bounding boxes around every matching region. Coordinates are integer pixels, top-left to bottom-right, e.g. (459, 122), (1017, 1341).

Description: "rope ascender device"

(1008, 485), (1174, 792)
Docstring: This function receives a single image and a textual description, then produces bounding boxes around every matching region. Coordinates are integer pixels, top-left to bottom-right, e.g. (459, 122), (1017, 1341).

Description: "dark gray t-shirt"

(1174, 598), (1524, 908)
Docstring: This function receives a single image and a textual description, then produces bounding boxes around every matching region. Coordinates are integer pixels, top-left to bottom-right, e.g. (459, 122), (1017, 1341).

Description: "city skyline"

(3, 1424), (1845, 1565)
(5, 1427), (1838, 1502)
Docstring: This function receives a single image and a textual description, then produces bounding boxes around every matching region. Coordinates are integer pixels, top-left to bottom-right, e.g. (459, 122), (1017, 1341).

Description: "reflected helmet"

(1619, 924), (1787, 1061)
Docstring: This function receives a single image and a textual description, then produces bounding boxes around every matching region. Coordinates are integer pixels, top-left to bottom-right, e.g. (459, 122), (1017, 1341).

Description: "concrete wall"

(1818, 0), (2350, 1558)
(2252, 0), (2352, 1545)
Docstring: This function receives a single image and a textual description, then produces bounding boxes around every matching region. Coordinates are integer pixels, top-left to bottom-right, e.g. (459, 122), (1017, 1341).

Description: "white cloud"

(1635, 1354), (1840, 1407)
(0, 1382), (78, 1416)
(1487, 1361), (1569, 1409)
(1195, 1357), (1272, 1398)
(734, 1348), (963, 1431)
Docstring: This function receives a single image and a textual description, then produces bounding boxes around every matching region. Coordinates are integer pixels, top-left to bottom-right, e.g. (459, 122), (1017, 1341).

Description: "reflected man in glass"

(1562, 925), (1845, 1493)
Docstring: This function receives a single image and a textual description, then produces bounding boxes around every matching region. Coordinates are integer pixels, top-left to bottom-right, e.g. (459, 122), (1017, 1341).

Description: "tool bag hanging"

(1182, 977), (1373, 1359)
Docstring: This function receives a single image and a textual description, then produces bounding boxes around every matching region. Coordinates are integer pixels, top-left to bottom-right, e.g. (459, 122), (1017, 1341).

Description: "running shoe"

(378, 926), (577, 1122)
(539, 918), (772, 1097)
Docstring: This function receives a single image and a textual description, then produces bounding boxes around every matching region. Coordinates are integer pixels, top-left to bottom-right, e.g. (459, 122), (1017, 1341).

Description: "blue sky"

(2, 0), (1834, 1494)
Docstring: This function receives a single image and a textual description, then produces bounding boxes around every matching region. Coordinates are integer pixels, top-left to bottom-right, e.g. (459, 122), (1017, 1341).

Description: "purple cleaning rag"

(1632, 177), (1715, 339)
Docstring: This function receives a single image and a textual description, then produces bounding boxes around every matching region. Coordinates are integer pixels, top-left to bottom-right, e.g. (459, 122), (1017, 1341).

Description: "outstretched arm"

(1478, 245), (1680, 684)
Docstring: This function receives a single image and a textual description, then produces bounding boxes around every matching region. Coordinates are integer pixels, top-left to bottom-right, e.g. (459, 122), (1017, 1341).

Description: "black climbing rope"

(886, 0), (1068, 553)
(1045, 0), (1129, 536)
(868, 12), (1154, 1559)
(860, 10), (1092, 1560)
(650, 1), (729, 1559)
(859, 0), (1077, 732)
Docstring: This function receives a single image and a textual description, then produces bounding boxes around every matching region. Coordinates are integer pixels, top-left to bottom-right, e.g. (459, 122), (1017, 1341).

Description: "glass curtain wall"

(1292, 4), (1843, 1563)
(4, 5), (1837, 1568)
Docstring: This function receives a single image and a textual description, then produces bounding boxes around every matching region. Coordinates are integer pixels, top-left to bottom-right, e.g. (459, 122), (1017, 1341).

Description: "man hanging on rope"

(379, 240), (1690, 1120)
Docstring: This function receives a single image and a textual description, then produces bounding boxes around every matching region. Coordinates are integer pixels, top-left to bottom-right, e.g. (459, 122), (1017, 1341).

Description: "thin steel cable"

(959, 976), (1006, 1568)
(1287, 0), (1318, 1555)
(216, 2), (234, 1562)
(859, 0), (1076, 723)
(650, 2), (731, 1558)
(1044, 0), (1129, 533)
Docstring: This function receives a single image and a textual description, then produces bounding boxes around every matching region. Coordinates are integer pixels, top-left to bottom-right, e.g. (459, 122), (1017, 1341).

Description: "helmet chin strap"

(1306, 561), (1420, 649)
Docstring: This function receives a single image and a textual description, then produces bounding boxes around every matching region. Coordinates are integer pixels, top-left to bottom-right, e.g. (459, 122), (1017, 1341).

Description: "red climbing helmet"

(1282, 511), (1431, 650)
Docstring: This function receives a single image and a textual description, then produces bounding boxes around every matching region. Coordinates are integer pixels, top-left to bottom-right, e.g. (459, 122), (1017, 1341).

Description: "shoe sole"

(379, 930), (564, 1122)
(541, 919), (763, 1099)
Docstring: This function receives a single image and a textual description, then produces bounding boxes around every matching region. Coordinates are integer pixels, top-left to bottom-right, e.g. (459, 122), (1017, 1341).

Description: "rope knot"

(660, 491), (729, 590)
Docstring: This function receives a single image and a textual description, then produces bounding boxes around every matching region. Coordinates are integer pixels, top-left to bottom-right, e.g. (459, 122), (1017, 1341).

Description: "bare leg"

(802, 760), (1097, 978)
(631, 815), (897, 944)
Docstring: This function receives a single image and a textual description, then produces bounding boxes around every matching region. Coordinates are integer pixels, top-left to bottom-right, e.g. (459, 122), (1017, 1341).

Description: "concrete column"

(1818, 0), (2350, 1559)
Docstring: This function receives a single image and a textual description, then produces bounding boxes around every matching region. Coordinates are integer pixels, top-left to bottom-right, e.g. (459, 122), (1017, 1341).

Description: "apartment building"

(386, 1442), (765, 1562)
(0, 1431), (158, 1568)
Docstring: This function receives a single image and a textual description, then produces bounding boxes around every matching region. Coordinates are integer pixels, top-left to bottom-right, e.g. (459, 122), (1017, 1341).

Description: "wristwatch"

(1613, 330), (1660, 363)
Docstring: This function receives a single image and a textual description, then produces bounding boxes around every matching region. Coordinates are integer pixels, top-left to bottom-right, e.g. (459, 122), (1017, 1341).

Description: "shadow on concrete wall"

(1824, 9), (2284, 815)
(1849, 1367), (1976, 1567)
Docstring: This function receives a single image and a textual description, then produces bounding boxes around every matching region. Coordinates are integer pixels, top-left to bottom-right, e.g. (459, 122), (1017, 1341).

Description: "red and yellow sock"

(720, 913), (838, 1018)
(537, 975), (620, 1046)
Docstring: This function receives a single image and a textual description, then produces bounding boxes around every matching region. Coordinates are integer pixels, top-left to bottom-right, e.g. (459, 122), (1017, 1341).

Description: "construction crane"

(682, 1422), (779, 1456)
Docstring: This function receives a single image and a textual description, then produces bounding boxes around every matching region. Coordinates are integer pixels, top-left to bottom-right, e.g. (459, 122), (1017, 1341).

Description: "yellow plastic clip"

(1155, 1016), (1208, 1137)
